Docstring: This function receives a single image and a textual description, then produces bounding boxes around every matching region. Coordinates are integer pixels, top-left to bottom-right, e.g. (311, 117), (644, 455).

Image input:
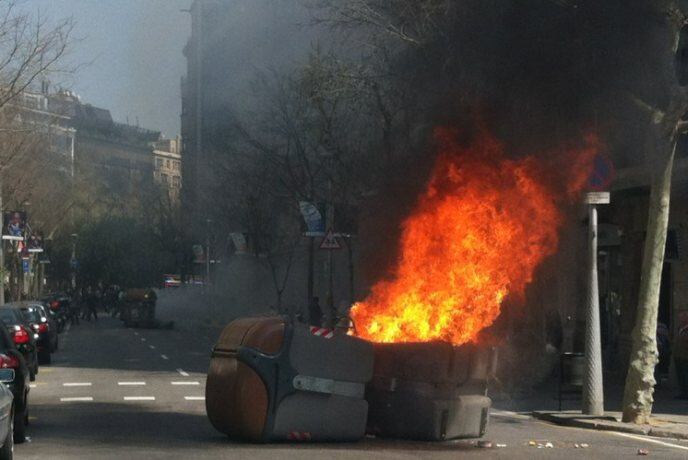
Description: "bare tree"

(0, 2), (73, 113)
(620, 0), (688, 425)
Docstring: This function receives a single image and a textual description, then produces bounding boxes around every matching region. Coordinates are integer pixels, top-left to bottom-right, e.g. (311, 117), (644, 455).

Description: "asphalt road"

(12, 315), (688, 459)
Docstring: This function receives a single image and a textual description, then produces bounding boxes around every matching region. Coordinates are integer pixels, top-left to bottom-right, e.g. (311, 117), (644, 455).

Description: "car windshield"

(21, 307), (42, 323)
(0, 309), (19, 326)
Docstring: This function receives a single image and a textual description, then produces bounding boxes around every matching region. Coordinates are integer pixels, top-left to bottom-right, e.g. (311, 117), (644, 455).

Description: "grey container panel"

(272, 393), (368, 441)
(289, 324), (374, 383)
(367, 389), (491, 441)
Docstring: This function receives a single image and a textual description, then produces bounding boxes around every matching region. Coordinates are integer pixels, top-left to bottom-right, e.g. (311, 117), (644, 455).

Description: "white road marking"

(133, 331), (139, 336)
(118, 381), (146, 386)
(176, 369), (189, 377)
(184, 396), (205, 401)
(63, 382), (92, 387)
(148, 345), (156, 350)
(123, 396), (155, 401)
(65, 323), (71, 332)
(29, 384), (36, 388)
(60, 397), (93, 402)
(160, 354), (169, 360)
(171, 381), (200, 386)
(611, 432), (688, 451)
(140, 338), (146, 342)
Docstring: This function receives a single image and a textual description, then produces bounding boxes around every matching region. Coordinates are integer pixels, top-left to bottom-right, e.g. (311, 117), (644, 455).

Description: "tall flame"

(352, 127), (599, 345)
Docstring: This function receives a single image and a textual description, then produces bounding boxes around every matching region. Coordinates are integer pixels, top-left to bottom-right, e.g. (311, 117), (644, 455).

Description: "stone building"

(49, 90), (161, 202)
(153, 136), (182, 203)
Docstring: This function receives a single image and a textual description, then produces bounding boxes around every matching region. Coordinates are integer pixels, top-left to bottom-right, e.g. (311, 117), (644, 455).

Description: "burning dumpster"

(205, 316), (373, 442)
(119, 288), (157, 328)
(366, 341), (496, 441)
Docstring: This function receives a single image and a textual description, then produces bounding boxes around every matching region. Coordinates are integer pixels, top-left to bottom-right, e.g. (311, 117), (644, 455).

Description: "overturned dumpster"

(206, 317), (374, 442)
(366, 342), (496, 441)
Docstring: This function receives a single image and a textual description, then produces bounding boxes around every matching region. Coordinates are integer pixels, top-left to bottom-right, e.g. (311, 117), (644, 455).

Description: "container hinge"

(292, 375), (365, 399)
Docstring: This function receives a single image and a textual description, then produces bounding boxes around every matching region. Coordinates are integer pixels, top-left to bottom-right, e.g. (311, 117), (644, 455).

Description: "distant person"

(308, 296), (323, 328)
(84, 286), (98, 322)
(674, 314), (688, 399)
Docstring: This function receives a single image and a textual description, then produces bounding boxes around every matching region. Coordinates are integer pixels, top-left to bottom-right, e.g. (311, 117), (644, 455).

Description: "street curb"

(532, 411), (688, 440)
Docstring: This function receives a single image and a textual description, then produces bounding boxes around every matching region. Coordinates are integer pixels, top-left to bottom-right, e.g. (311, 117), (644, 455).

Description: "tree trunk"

(621, 136), (676, 424)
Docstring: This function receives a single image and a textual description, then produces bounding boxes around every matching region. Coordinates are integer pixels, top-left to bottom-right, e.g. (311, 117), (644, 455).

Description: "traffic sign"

(589, 154), (615, 191)
(585, 192), (610, 205)
(319, 230), (341, 250)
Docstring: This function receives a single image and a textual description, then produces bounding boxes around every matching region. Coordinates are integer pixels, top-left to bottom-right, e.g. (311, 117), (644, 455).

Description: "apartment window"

(156, 158), (163, 168)
(174, 161), (180, 171)
(166, 159), (171, 168)
(172, 176), (180, 188)
(161, 173), (169, 185)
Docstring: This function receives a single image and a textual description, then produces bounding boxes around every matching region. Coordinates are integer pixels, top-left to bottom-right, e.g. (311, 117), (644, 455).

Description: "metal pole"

(205, 220), (211, 288)
(71, 234), (77, 291)
(206, 218), (212, 321)
(0, 179), (4, 305)
(327, 179), (335, 327)
(582, 204), (604, 415)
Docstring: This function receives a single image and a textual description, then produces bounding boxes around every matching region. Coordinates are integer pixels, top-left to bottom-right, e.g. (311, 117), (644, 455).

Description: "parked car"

(0, 308), (38, 382)
(0, 368), (15, 458)
(0, 321), (29, 445)
(17, 303), (57, 364)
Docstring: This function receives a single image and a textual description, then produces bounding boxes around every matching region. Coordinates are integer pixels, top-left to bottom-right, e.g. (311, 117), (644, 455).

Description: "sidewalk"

(532, 410), (688, 440)
(492, 375), (688, 440)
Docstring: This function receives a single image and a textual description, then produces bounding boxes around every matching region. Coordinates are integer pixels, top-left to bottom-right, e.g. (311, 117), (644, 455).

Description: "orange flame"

(351, 127), (599, 345)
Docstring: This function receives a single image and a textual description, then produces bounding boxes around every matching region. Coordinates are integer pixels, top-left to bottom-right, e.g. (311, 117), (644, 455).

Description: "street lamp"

(70, 233), (78, 290)
(205, 219), (213, 288)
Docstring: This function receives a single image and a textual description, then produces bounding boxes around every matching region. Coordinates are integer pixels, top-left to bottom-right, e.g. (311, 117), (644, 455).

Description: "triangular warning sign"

(319, 229), (341, 250)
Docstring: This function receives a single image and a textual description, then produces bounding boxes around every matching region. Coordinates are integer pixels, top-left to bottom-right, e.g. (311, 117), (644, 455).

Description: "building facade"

(153, 136), (182, 203)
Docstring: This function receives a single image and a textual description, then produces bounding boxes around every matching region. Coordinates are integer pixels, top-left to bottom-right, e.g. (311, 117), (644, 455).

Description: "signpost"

(582, 190), (610, 416)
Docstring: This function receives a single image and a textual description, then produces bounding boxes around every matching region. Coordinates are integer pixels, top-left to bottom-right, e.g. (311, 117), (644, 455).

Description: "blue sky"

(26, 0), (191, 137)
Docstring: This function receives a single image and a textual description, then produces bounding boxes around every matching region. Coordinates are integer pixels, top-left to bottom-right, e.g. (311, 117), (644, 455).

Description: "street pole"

(0, 177), (4, 305)
(206, 218), (212, 321)
(205, 219), (211, 288)
(326, 179), (335, 327)
(582, 192), (609, 416)
(71, 234), (77, 291)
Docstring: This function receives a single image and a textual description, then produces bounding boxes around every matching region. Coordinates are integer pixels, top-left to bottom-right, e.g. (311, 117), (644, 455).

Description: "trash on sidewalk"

(574, 443), (590, 448)
(637, 449), (649, 456)
(206, 316), (374, 442)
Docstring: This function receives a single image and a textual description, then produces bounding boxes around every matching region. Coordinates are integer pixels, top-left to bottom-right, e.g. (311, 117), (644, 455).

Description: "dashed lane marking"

(140, 338), (146, 342)
(134, 331), (139, 336)
(63, 382), (92, 387)
(184, 396), (205, 401)
(176, 369), (189, 377)
(149, 345), (156, 350)
(29, 384), (36, 388)
(123, 396), (155, 401)
(171, 381), (200, 386)
(118, 381), (146, 386)
(60, 397), (93, 402)
(160, 354), (169, 360)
